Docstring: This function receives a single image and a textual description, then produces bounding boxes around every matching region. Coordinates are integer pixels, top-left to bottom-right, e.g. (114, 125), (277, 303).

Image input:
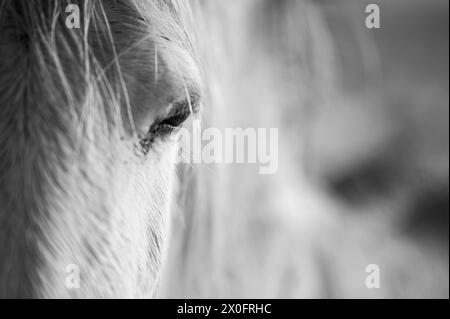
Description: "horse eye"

(138, 95), (201, 154)
(157, 100), (193, 128)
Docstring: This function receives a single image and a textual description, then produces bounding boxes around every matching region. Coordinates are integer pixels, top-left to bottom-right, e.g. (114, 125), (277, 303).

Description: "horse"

(0, 0), (448, 298)
(0, 0), (202, 298)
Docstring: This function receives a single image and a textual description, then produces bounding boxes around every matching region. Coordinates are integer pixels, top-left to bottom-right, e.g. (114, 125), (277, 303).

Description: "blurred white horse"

(0, 0), (447, 298)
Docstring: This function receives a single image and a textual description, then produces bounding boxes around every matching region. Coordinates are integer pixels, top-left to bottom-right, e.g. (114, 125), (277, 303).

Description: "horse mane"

(0, 0), (199, 297)
(162, 0), (339, 297)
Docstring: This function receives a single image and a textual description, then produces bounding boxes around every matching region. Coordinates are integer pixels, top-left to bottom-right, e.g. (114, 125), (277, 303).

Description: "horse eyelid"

(137, 99), (196, 154)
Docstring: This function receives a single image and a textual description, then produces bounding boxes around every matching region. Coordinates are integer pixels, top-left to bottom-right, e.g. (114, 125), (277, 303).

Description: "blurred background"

(160, 0), (449, 298)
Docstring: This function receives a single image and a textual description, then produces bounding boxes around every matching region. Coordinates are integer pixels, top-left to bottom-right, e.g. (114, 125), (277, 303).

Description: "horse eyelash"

(138, 108), (188, 155)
